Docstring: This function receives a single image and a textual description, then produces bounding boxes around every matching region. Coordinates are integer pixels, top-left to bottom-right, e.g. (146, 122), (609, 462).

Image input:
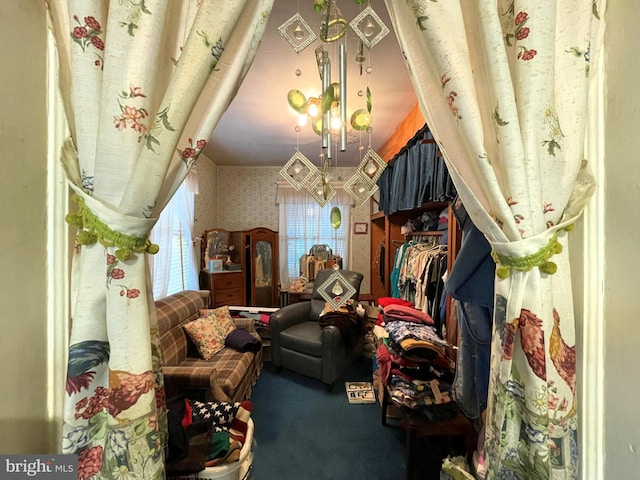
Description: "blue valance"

(377, 126), (456, 216)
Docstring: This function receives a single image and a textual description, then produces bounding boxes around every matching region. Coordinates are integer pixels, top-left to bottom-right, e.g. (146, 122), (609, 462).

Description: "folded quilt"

(385, 320), (448, 347)
(166, 397), (246, 474)
(186, 399), (253, 467)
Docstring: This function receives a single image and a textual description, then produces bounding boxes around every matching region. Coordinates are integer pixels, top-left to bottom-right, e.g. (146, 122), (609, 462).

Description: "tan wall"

(603, 1), (640, 475)
(193, 156), (218, 246)
(0, 2), (53, 453)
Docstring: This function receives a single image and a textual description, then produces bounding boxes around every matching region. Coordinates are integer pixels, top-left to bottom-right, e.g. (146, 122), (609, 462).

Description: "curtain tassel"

(492, 225), (572, 279)
(66, 194), (159, 258)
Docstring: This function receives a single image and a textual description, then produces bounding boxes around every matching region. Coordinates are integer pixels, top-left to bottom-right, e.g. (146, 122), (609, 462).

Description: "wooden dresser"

(199, 270), (245, 308)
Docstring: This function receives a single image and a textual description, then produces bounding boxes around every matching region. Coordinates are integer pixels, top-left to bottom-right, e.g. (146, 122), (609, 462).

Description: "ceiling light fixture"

(278, 0), (388, 206)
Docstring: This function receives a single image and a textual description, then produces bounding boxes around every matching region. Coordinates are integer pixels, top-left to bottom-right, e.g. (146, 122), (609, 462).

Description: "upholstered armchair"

(270, 269), (364, 390)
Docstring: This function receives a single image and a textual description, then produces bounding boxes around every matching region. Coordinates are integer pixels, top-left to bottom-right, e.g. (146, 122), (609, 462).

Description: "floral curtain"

(385, 0), (605, 478)
(46, 1), (273, 478)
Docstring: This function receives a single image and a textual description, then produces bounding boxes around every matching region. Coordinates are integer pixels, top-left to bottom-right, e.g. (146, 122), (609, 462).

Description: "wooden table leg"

(381, 386), (389, 426)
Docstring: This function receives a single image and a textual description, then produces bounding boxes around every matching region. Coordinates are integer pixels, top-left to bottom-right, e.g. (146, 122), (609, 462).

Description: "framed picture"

(354, 222), (368, 235)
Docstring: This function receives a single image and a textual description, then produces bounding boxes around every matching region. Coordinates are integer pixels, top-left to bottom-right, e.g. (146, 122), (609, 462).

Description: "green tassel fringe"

(66, 194), (159, 258)
(491, 225), (572, 278)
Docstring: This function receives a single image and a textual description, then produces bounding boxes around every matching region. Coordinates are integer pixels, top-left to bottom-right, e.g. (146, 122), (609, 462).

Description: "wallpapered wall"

(194, 160), (372, 294)
(193, 158), (217, 239)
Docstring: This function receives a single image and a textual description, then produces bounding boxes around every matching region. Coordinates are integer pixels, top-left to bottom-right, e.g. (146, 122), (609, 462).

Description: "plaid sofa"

(156, 290), (263, 403)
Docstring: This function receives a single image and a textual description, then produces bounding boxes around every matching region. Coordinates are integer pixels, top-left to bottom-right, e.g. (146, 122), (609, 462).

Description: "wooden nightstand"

(199, 270), (245, 308)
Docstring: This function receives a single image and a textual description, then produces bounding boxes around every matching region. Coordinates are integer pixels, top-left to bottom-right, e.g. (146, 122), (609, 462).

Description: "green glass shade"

(350, 109), (371, 131)
(321, 86), (335, 115)
(287, 89), (307, 113)
(312, 118), (323, 135)
(330, 207), (342, 229)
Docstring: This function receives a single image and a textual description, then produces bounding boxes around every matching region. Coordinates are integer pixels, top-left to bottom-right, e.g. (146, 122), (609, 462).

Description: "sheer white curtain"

(47, 1), (273, 478)
(277, 184), (353, 290)
(385, 1), (605, 478)
(150, 173), (199, 299)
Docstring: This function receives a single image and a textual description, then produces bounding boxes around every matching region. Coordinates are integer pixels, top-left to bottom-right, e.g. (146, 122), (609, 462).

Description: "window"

(150, 181), (199, 299)
(277, 185), (353, 290)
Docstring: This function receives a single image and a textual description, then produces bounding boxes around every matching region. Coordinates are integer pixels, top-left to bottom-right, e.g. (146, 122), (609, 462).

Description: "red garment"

(376, 343), (392, 383)
(383, 304), (434, 325)
(377, 297), (415, 308)
(181, 398), (193, 429)
(377, 344), (424, 384)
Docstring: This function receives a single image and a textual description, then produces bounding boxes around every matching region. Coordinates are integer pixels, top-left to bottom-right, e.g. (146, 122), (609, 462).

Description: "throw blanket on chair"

(318, 302), (362, 348)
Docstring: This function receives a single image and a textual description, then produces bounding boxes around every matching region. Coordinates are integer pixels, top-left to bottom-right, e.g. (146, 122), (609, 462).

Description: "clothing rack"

(391, 237), (444, 249)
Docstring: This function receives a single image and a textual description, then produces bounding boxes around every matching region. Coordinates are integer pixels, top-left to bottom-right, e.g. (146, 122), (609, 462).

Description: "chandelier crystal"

(279, 150), (319, 190)
(318, 269), (356, 309)
(349, 5), (389, 49)
(278, 12), (317, 53)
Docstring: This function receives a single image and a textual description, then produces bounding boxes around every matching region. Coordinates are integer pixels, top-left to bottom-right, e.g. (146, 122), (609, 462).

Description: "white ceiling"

(204, 0), (418, 167)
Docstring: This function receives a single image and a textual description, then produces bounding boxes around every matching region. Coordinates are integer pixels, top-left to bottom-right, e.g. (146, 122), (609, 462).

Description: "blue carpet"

(249, 357), (407, 480)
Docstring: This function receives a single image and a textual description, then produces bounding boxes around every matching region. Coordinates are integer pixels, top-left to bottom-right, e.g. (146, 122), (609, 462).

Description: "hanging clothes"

(390, 241), (448, 335)
(444, 198), (494, 420)
(389, 242), (409, 299)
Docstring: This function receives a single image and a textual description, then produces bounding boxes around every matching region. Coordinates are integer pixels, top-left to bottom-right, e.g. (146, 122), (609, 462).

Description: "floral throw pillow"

(183, 307), (236, 360)
(199, 306), (237, 337)
(183, 318), (225, 360)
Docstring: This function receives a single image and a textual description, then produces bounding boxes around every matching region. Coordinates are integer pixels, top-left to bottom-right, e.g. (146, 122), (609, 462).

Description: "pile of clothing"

(375, 297), (455, 411)
(166, 396), (253, 476)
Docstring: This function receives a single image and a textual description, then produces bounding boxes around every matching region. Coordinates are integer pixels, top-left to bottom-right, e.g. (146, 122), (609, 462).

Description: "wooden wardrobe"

(231, 228), (279, 307)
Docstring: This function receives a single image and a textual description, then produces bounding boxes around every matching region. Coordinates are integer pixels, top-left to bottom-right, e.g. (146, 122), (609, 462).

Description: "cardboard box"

(209, 259), (223, 272)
